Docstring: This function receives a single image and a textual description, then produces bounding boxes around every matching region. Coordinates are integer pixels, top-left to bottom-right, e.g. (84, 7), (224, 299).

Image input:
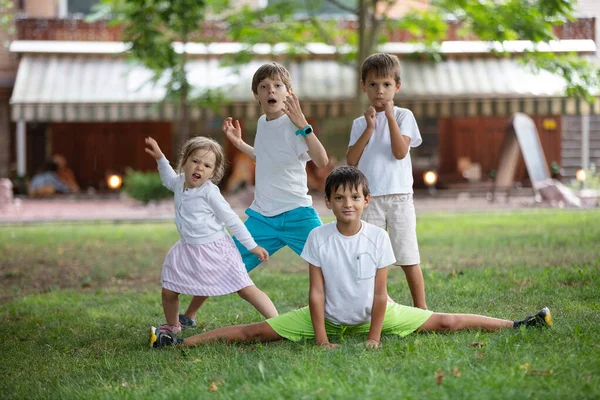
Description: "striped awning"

(10, 54), (600, 122)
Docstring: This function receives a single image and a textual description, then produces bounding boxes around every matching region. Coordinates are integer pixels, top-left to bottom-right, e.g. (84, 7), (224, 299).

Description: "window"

(67, 0), (100, 15)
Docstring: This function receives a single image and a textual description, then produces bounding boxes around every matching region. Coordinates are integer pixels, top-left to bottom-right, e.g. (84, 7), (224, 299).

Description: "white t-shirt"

(301, 221), (396, 325)
(157, 157), (257, 250)
(349, 107), (422, 196)
(251, 113), (313, 216)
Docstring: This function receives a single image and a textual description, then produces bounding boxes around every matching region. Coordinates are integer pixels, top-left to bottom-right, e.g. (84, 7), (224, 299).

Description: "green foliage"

(1, 211), (599, 398)
(122, 168), (172, 204)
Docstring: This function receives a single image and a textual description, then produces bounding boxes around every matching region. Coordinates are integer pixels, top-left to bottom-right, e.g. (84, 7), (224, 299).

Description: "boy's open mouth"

(192, 173), (201, 180)
(267, 99), (277, 104)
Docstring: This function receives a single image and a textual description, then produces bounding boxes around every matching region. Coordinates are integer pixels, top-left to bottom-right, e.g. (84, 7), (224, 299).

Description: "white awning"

(10, 53), (599, 122)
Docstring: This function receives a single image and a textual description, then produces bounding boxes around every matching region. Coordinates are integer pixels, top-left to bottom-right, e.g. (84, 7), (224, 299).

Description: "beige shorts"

(362, 194), (420, 266)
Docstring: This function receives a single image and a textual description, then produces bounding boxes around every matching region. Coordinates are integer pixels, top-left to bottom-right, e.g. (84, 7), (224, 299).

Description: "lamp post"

(576, 169), (586, 190)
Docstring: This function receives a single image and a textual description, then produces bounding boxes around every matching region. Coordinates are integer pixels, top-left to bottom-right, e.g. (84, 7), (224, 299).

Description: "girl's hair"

(324, 166), (370, 200)
(177, 136), (226, 184)
(361, 53), (402, 84)
(252, 62), (292, 94)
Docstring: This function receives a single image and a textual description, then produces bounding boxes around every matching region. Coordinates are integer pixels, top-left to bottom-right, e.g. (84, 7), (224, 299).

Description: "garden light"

(423, 171), (438, 186)
(108, 174), (123, 190)
(576, 169), (586, 182)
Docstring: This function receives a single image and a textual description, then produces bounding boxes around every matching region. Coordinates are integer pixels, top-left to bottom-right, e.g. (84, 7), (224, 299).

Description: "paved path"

(0, 190), (546, 224)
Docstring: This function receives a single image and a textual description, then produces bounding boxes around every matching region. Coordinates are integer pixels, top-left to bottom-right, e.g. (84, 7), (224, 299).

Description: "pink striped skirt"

(161, 235), (254, 296)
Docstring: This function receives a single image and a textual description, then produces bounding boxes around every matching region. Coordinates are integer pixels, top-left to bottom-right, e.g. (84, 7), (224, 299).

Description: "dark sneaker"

(149, 326), (176, 348)
(519, 307), (553, 328)
(179, 314), (197, 329)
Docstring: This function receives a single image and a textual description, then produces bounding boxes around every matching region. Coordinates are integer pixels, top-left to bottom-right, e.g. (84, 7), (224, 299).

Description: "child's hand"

(250, 246), (269, 262)
(144, 137), (164, 160)
(383, 100), (395, 118)
(283, 93), (309, 130)
(318, 341), (341, 349)
(222, 117), (243, 146)
(365, 339), (380, 349)
(365, 106), (377, 129)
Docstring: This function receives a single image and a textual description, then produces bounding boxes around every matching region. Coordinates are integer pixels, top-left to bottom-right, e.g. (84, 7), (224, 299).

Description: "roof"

(10, 53), (599, 122)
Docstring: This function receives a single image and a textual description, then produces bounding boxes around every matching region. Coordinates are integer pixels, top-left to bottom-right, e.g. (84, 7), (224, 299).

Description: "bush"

(123, 168), (173, 204)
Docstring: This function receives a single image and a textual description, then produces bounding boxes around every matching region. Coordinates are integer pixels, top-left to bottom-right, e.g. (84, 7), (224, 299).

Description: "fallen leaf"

(435, 369), (444, 385)
(471, 342), (485, 348)
(476, 352), (486, 359)
(193, 359), (202, 363)
(453, 366), (461, 378)
(527, 369), (553, 376)
(520, 363), (531, 371)
(584, 373), (591, 381)
(121, 382), (128, 387)
(208, 382), (220, 392)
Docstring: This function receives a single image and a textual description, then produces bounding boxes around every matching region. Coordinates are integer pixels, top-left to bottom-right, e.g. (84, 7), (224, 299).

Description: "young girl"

(145, 136), (278, 335)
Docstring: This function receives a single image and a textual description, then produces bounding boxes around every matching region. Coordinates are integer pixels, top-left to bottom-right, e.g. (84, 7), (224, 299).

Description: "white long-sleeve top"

(157, 157), (257, 250)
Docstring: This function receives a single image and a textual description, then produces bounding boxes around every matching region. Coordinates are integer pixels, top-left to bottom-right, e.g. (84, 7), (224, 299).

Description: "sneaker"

(179, 314), (197, 329)
(149, 326), (176, 348)
(518, 307), (553, 328)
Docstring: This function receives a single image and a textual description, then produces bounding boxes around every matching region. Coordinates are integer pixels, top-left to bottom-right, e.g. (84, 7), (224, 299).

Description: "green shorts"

(266, 303), (433, 342)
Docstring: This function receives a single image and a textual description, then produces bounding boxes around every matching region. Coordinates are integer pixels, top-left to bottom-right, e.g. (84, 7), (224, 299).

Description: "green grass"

(1, 209), (599, 399)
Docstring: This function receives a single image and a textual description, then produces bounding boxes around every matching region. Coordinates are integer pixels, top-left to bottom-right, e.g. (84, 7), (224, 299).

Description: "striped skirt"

(161, 235), (254, 296)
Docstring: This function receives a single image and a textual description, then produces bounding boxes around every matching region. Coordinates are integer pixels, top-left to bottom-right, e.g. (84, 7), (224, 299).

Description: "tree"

(92, 0), (229, 151)
(224, 0), (600, 109)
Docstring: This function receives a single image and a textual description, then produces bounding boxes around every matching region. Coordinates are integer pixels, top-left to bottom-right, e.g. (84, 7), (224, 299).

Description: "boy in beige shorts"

(150, 167), (552, 349)
(347, 53), (427, 310)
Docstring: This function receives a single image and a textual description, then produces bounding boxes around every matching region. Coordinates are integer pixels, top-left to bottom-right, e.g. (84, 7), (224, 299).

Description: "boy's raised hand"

(250, 246), (269, 262)
(144, 137), (164, 160)
(283, 93), (309, 129)
(222, 117), (243, 146)
(365, 106), (377, 129)
(383, 99), (395, 118)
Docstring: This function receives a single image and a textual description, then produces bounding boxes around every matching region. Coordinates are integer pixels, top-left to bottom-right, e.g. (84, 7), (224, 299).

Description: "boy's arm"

(283, 93), (328, 168)
(366, 267), (388, 348)
(222, 117), (256, 161)
(346, 106), (375, 167)
(385, 101), (410, 160)
(309, 264), (339, 349)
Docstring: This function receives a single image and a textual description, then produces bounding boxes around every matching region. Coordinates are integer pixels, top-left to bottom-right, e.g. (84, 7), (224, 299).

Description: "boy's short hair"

(361, 53), (401, 84)
(325, 166), (370, 200)
(251, 62), (292, 94)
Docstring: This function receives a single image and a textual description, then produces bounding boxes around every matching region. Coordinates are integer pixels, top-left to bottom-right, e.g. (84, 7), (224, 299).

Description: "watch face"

(305, 127), (313, 134)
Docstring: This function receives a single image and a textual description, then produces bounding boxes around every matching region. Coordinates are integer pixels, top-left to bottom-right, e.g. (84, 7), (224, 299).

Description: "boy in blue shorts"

(176, 62), (329, 328)
(150, 167), (552, 349)
(347, 53), (427, 309)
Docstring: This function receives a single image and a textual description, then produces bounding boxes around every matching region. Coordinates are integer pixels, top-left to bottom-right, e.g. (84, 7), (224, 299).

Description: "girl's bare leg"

(182, 321), (283, 347)
(161, 288), (180, 327)
(182, 296), (208, 320)
(237, 285), (279, 318)
(418, 313), (513, 332)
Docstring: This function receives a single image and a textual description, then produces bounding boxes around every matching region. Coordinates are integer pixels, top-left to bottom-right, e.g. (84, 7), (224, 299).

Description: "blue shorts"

(233, 206), (322, 272)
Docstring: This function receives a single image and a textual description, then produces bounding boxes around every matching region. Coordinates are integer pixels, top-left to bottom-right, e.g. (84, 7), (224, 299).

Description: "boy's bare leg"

(161, 288), (180, 327)
(418, 313), (513, 332)
(238, 285), (279, 318)
(182, 296), (208, 320)
(182, 321), (283, 347)
(401, 264), (427, 310)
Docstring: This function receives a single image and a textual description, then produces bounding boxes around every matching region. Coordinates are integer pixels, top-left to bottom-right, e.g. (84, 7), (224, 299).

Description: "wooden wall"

(438, 116), (562, 184)
(50, 122), (172, 189)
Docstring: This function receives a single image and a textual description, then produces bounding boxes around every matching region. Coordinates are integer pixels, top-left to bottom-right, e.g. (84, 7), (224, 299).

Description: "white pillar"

(58, 0), (68, 17)
(581, 115), (589, 170)
(16, 121), (26, 176)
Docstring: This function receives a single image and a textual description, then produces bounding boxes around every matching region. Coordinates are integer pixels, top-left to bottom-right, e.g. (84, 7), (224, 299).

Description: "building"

(3, 0), (600, 192)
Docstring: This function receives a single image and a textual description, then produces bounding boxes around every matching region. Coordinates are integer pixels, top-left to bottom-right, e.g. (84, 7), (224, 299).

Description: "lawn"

(1, 209), (599, 399)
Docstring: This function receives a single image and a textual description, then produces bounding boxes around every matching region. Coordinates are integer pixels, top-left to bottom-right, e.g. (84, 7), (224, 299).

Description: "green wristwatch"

(295, 125), (313, 137)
